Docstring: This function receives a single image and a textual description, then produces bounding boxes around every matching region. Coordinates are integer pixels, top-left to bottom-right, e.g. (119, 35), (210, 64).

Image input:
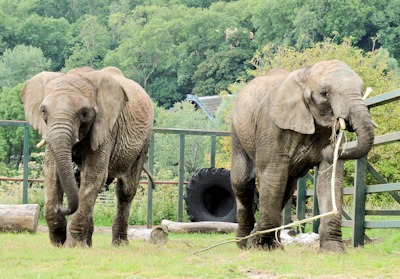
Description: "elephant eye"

(80, 108), (89, 120)
(320, 91), (329, 98)
(40, 106), (47, 122)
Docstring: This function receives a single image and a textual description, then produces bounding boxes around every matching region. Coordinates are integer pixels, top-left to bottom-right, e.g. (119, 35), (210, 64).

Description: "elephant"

(230, 60), (375, 252)
(20, 66), (154, 247)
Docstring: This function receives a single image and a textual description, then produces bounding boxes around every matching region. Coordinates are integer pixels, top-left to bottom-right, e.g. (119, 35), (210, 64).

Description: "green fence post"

(23, 123), (30, 204)
(312, 166), (320, 233)
(296, 176), (307, 233)
(352, 156), (367, 247)
(147, 134), (154, 228)
(283, 198), (292, 225)
(178, 134), (185, 222)
(210, 134), (216, 168)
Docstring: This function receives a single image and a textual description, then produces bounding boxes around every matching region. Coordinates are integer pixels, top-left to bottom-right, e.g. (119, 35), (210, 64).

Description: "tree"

(192, 49), (251, 96)
(0, 9), (18, 53)
(104, 5), (185, 106)
(0, 84), (42, 170)
(105, 3), (255, 107)
(0, 44), (50, 88)
(64, 15), (111, 69)
(372, 0), (400, 60)
(17, 14), (73, 71)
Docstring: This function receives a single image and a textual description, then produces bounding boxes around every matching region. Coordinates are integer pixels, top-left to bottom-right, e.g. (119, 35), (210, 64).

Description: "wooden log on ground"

(127, 226), (168, 244)
(161, 219), (238, 234)
(0, 204), (40, 233)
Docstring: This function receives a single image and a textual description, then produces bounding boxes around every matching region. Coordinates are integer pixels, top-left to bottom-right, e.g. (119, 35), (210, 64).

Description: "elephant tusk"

(338, 118), (346, 130)
(362, 87), (373, 100)
(36, 139), (47, 148)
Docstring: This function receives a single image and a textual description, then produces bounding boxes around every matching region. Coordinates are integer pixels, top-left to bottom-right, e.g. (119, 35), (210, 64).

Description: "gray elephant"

(231, 60), (374, 252)
(21, 66), (154, 247)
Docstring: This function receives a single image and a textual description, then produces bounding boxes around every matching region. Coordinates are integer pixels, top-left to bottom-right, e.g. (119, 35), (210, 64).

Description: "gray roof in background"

(186, 94), (222, 121)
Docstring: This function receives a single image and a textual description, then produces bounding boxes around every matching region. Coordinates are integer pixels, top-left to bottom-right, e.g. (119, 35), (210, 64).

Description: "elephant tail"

(143, 166), (156, 189)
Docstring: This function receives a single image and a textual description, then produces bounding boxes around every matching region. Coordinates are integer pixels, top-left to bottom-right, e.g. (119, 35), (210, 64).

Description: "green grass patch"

(0, 229), (399, 278)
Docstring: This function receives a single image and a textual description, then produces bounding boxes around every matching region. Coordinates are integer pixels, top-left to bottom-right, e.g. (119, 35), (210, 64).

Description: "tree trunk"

(0, 204), (40, 233)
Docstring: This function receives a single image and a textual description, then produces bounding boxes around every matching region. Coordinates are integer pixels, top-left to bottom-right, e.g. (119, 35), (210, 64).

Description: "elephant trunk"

(339, 100), (375, 160)
(48, 123), (79, 216)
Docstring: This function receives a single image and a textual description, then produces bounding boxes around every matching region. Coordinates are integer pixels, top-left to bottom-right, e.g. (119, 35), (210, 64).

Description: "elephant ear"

(20, 72), (64, 138)
(82, 71), (128, 151)
(268, 70), (315, 134)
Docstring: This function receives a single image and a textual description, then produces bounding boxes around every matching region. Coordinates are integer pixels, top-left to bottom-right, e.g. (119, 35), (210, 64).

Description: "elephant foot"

(112, 224), (129, 246)
(112, 237), (129, 247)
(247, 235), (283, 251)
(236, 237), (248, 249)
(236, 225), (255, 249)
(64, 221), (91, 248)
(246, 228), (283, 251)
(64, 236), (90, 248)
(319, 240), (346, 253)
(49, 227), (67, 247)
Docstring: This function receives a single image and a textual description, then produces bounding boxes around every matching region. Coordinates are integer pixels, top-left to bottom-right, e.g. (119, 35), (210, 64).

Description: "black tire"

(184, 168), (237, 223)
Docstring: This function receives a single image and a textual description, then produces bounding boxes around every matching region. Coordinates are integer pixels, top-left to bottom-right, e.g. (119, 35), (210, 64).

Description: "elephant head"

(269, 60), (374, 161)
(21, 67), (128, 215)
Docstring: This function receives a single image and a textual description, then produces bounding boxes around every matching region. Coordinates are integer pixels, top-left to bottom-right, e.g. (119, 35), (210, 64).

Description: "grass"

(0, 228), (399, 278)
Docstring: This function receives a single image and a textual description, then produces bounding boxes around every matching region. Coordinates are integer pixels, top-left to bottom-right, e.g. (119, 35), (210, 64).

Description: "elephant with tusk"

(21, 66), (154, 248)
(231, 60), (375, 252)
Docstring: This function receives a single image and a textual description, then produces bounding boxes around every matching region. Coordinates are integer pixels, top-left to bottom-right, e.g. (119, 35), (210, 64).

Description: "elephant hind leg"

(112, 177), (137, 246)
(234, 178), (256, 249)
(112, 150), (147, 246)
(231, 138), (256, 249)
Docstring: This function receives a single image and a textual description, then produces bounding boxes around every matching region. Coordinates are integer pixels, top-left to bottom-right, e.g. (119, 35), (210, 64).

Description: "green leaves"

(0, 45), (50, 88)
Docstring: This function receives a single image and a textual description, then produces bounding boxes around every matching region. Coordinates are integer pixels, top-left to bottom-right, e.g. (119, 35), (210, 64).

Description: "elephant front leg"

(64, 163), (106, 248)
(43, 149), (67, 246)
(316, 160), (345, 252)
(44, 196), (67, 246)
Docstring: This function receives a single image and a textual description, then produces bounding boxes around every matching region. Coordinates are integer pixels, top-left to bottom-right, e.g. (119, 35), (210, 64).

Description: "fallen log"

(0, 204), (40, 233)
(161, 219), (238, 234)
(127, 226), (168, 244)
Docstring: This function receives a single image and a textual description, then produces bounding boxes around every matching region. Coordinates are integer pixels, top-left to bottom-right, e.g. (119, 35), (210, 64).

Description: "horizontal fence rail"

(1, 88), (399, 247)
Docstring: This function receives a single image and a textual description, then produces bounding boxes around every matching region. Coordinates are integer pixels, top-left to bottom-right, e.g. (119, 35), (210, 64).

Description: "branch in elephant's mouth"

(329, 118), (346, 143)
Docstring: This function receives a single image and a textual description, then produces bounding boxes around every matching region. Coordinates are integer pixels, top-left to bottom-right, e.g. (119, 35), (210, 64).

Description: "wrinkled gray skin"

(21, 67), (153, 247)
(231, 60), (374, 252)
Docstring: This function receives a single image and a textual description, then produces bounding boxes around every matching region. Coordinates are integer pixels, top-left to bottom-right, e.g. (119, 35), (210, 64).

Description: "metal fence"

(1, 89), (399, 247)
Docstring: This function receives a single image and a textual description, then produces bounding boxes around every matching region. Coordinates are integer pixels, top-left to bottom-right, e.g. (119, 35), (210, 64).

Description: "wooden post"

(0, 204), (40, 233)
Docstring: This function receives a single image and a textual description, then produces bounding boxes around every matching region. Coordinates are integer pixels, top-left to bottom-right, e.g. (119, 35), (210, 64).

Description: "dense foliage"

(1, 0), (400, 104)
